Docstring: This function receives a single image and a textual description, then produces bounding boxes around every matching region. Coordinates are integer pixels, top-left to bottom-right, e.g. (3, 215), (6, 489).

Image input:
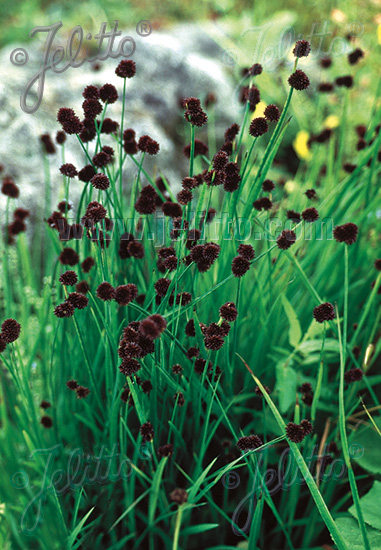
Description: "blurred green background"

(0, 0), (380, 48)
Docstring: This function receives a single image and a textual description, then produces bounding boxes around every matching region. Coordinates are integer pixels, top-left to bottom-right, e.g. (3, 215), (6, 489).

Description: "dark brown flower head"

(318, 82), (334, 93)
(101, 118), (119, 134)
(300, 382), (313, 394)
(57, 108), (83, 134)
(41, 416), (53, 428)
(182, 97), (201, 110)
(305, 189), (318, 200)
(138, 135), (160, 155)
(76, 281), (90, 294)
(177, 189), (193, 205)
(119, 358), (141, 376)
(183, 139), (209, 159)
(40, 400), (51, 409)
(288, 70), (310, 90)
(333, 223), (358, 245)
(185, 319), (196, 337)
(140, 421), (154, 442)
(320, 57), (332, 68)
(249, 117), (269, 137)
(348, 48), (364, 65)
(66, 379), (79, 390)
(128, 241), (145, 259)
(83, 201), (107, 225)
(59, 270), (78, 286)
(96, 282), (115, 301)
(219, 302), (238, 322)
(335, 75), (353, 88)
(66, 292), (88, 310)
(82, 98), (102, 119)
(91, 173), (110, 191)
(59, 163), (77, 178)
(249, 63), (263, 75)
(170, 488), (188, 505)
(14, 208), (30, 220)
(8, 219), (26, 235)
(76, 386), (90, 399)
(246, 86), (261, 109)
(232, 256), (250, 278)
(99, 83), (118, 103)
(2, 179), (19, 198)
(158, 247), (176, 259)
(139, 319), (160, 340)
(158, 443), (173, 458)
(115, 59), (136, 78)
(81, 256), (95, 273)
(313, 302), (335, 323)
(176, 292), (192, 306)
(223, 162), (241, 192)
(40, 134), (56, 154)
(205, 92), (216, 107)
(236, 435), (263, 451)
(163, 255), (178, 272)
(154, 278), (171, 298)
(174, 391), (185, 407)
(172, 364), (183, 375)
(92, 151), (111, 168)
(147, 314), (167, 335)
(78, 164), (96, 183)
(135, 185), (157, 215)
(57, 200), (71, 213)
(184, 107), (208, 127)
(237, 244), (255, 261)
(0, 337), (7, 353)
(264, 104), (280, 123)
(213, 151), (229, 171)
(277, 230), (296, 250)
(287, 210), (301, 221)
(83, 85), (99, 99)
(1, 318), (21, 343)
(193, 357), (206, 374)
(56, 130), (66, 144)
(59, 248), (79, 266)
(293, 40), (311, 57)
(181, 177), (196, 191)
(204, 334), (224, 351)
(302, 207), (319, 222)
(253, 197), (272, 211)
(115, 284), (138, 306)
(220, 141), (233, 155)
(374, 259), (381, 271)
(141, 380), (153, 394)
(344, 368), (363, 383)
(224, 123), (240, 142)
(262, 179), (275, 192)
(300, 419), (313, 435)
(54, 302), (75, 318)
(286, 422), (305, 443)
(124, 140), (138, 155)
(162, 202), (182, 218)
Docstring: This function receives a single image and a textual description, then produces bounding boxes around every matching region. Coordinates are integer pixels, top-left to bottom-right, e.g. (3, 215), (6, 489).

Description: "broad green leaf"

(335, 517), (381, 550)
(349, 482), (381, 531)
(281, 294), (302, 348)
(351, 417), (381, 474)
(275, 361), (297, 413)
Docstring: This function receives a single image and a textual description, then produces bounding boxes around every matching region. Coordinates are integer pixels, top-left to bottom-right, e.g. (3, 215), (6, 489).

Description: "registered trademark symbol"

(136, 20), (152, 37)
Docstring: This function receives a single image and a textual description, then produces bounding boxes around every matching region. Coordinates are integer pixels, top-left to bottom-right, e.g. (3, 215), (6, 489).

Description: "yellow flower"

(324, 115), (340, 129)
(293, 130), (312, 161)
(285, 180), (298, 193)
(252, 101), (267, 118)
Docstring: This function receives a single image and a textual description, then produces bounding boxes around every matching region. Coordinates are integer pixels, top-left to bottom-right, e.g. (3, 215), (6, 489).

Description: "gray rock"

(0, 23), (240, 222)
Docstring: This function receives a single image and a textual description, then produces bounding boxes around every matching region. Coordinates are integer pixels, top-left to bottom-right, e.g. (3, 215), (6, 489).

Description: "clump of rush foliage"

(0, 39), (381, 550)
